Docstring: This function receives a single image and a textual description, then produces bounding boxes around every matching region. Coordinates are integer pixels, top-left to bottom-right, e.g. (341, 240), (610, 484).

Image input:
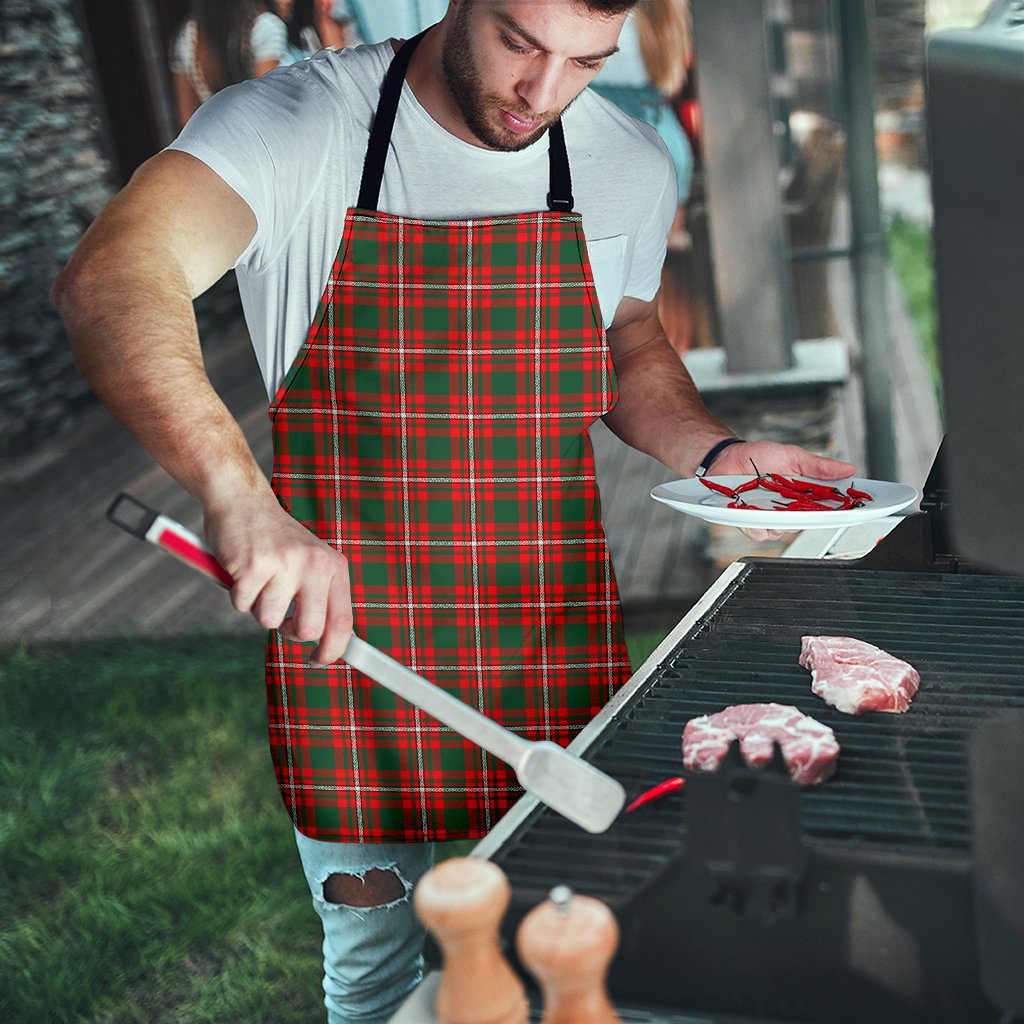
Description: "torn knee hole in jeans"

(322, 867), (409, 909)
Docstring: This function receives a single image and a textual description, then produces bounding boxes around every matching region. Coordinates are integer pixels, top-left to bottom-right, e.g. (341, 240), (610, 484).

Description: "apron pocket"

(584, 234), (628, 328)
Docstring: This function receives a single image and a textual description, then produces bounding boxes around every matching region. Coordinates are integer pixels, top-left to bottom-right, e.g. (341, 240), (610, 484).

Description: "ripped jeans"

(294, 829), (436, 1024)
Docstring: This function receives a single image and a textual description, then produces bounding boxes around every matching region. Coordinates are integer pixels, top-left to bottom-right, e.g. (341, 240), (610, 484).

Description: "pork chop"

(799, 635), (920, 716)
(682, 702), (840, 785)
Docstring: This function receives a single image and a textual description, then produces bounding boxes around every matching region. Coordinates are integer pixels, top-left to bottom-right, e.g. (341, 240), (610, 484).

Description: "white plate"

(650, 476), (920, 530)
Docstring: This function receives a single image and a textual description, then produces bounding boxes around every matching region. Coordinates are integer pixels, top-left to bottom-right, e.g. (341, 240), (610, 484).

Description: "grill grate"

(491, 563), (1024, 904)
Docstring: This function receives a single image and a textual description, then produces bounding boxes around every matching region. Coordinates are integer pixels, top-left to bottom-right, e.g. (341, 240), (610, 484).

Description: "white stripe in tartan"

(267, 656), (629, 676)
(465, 219), (493, 828)
(275, 408), (600, 420)
(532, 213), (552, 739)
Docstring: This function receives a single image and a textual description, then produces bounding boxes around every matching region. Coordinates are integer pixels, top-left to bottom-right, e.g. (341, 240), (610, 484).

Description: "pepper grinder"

(413, 857), (528, 1024)
(516, 885), (621, 1024)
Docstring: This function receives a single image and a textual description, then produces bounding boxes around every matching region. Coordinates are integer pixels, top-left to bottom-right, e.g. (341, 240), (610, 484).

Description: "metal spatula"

(106, 493), (626, 834)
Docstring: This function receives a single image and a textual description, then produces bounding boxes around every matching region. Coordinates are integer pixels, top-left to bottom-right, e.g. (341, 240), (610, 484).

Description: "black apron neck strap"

(546, 119), (574, 213)
(357, 30), (575, 214)
(357, 29), (428, 211)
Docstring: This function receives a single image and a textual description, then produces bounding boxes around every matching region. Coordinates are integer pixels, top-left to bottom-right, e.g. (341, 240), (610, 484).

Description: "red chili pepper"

(699, 477), (737, 498)
(734, 477), (762, 494)
(625, 776), (685, 812)
(780, 497), (835, 511)
(846, 486), (873, 502)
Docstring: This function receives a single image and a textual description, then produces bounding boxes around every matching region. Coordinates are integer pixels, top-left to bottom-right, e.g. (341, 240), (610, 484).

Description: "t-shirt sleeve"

(251, 12), (289, 63)
(623, 131), (678, 302)
(165, 66), (340, 273)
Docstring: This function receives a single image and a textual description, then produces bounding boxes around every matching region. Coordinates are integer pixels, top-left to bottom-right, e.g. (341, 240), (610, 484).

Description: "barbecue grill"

(469, 448), (1024, 1023)
(394, 7), (1024, 1021)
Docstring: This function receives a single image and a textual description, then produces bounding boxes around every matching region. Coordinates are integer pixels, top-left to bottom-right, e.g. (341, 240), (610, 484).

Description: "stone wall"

(0, 0), (115, 462)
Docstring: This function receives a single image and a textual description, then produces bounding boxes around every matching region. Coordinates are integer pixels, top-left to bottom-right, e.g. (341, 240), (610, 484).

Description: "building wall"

(0, 0), (115, 462)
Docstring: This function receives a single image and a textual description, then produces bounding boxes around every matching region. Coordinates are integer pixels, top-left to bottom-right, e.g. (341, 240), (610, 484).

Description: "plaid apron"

(266, 32), (631, 841)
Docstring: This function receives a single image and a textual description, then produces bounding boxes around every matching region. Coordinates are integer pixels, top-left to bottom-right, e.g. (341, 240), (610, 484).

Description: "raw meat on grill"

(682, 703), (840, 785)
(799, 635), (920, 716)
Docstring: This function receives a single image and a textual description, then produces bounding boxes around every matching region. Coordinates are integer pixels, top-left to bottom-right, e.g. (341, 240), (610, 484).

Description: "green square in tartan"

(564, 683), (597, 710)
(425, 434), (455, 461)
(495, 560), (528, 588)
(314, 806), (342, 831)
(490, 240), (518, 270)
(560, 558), (589, 587)
(489, 435), (521, 463)
(352, 235), (385, 268)
(354, 367), (383, 394)
(560, 496), (588, 522)
(559, 369), (585, 397)
(488, 305), (519, 334)
(303, 683), (333, 710)
(422, 240), (450, 268)
(369, 686), (399, 711)
(439, 805), (471, 833)
(357, 434), (383, 461)
(558, 303), (586, 330)
(432, 623), (459, 650)
(360, 560), (390, 588)
(499, 623), (526, 649)
(288, 494), (320, 523)
(377, 805), (408, 834)
(428, 498), (453, 525)
(360, 497), (385, 523)
(492, 499), (519, 523)
(287, 430), (318, 458)
(310, 746), (336, 770)
(439, 744), (469, 772)
(429, 561), (456, 587)
(364, 621), (393, 649)
(490, 371), (519, 397)
(500, 686), (527, 710)
(421, 304), (451, 334)
(423, 370), (450, 396)
(561, 620), (591, 647)
(352, 303), (382, 331)
(374, 745), (402, 772)
(560, 235), (585, 265)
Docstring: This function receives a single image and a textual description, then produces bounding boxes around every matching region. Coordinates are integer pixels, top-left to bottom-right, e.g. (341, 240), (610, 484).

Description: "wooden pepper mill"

(516, 885), (621, 1024)
(413, 856), (528, 1024)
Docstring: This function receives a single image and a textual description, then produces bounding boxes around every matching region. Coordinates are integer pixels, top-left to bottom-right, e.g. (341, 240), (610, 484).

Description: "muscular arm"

(51, 151), (353, 661)
(603, 295), (733, 477)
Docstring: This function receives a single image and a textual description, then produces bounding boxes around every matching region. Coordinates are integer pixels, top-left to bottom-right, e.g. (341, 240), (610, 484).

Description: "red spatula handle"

(106, 492), (234, 589)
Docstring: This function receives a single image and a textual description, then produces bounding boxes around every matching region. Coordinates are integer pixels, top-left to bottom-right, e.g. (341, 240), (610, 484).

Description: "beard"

(441, 2), (561, 152)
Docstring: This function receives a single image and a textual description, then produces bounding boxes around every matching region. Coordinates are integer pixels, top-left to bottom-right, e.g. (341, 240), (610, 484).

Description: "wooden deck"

(1, 246), (941, 645)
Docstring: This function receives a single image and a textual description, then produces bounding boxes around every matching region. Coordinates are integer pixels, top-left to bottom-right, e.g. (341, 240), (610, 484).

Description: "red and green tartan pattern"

(267, 209), (631, 841)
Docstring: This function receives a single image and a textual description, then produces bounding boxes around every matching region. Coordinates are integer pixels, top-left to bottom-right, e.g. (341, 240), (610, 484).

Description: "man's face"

(441, 1), (626, 151)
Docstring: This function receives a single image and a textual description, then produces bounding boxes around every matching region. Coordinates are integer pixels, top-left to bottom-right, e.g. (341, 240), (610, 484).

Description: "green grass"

(887, 215), (941, 404)
(1, 630), (666, 1023)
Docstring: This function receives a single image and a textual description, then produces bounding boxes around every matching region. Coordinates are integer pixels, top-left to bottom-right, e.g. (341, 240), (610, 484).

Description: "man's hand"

(707, 440), (857, 542)
(204, 496), (353, 665)
(709, 439), (855, 482)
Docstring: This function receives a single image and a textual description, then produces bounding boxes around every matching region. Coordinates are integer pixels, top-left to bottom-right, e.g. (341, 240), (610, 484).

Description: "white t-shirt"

(169, 40), (677, 398)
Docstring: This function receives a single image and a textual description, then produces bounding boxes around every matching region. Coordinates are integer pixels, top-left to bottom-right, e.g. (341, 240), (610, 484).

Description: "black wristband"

(695, 437), (745, 478)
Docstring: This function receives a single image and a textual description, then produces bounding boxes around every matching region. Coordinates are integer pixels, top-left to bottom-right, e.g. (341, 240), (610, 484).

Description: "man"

(52, 2), (854, 1020)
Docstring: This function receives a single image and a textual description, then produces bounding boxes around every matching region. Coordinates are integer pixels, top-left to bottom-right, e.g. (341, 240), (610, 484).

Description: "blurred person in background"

(171, 0), (289, 126)
(335, 0), (449, 45)
(592, 0), (695, 348)
(277, 0), (350, 62)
